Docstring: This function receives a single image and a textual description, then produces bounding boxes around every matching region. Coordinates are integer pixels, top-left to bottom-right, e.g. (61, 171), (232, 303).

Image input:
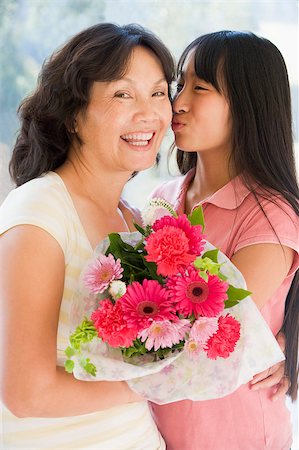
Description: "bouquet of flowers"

(65, 199), (284, 403)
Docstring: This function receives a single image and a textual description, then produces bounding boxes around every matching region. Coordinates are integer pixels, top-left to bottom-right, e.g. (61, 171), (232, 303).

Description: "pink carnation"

(91, 299), (137, 347)
(205, 314), (241, 359)
(167, 265), (228, 318)
(145, 215), (204, 277)
(138, 319), (191, 351)
(152, 215), (204, 254)
(119, 279), (177, 331)
(83, 254), (123, 294)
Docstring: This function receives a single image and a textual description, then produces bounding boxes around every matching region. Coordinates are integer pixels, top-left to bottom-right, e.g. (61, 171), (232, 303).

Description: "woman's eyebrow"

(120, 77), (167, 85)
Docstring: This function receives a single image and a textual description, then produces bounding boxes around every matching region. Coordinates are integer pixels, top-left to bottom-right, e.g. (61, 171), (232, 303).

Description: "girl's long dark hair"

(9, 23), (175, 186)
(176, 31), (299, 400)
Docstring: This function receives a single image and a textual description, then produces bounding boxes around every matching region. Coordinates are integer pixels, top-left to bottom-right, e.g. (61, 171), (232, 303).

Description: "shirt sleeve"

(235, 196), (299, 276)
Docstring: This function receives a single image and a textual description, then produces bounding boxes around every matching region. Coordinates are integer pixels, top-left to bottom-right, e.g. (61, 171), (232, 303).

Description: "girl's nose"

(172, 91), (189, 114)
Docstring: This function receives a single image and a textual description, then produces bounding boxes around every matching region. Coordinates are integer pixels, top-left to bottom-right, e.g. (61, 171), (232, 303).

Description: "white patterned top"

(0, 172), (164, 450)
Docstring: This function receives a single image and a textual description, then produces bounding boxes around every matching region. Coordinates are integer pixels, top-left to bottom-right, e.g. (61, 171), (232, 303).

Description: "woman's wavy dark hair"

(10, 23), (175, 186)
(176, 31), (299, 400)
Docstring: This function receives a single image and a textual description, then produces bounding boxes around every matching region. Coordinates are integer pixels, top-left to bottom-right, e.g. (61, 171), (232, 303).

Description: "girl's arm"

(0, 225), (141, 418)
(231, 243), (294, 397)
(231, 242), (294, 310)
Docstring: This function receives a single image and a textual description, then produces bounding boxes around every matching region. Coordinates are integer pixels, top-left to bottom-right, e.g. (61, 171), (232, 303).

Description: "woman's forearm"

(3, 366), (140, 418)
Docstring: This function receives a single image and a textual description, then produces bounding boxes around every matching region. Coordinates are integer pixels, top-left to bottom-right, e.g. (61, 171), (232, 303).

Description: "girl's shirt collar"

(174, 168), (253, 214)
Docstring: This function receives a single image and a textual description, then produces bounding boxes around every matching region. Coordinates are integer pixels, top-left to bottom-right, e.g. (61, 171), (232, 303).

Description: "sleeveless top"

(0, 171), (165, 450)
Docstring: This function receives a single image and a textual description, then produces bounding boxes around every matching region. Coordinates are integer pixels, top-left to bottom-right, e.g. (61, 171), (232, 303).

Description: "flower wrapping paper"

(68, 232), (284, 403)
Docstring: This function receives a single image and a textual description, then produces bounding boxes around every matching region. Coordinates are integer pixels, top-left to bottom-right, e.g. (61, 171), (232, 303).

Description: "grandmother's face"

(75, 46), (172, 174)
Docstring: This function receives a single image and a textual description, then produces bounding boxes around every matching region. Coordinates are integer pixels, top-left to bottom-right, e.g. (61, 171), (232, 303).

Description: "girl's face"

(75, 46), (172, 174)
(172, 51), (232, 156)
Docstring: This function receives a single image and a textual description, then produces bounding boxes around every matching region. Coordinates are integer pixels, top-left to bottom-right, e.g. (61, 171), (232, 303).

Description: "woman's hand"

(250, 332), (289, 401)
(0, 225), (144, 418)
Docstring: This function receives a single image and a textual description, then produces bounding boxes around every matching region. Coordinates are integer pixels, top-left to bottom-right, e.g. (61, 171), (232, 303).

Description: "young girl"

(150, 31), (299, 450)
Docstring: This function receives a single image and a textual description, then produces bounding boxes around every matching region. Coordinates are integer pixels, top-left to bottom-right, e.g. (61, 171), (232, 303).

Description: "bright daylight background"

(0, 0), (298, 447)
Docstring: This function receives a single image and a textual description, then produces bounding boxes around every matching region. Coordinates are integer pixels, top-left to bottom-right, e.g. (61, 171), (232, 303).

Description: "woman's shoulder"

(0, 172), (72, 255)
(0, 172), (68, 213)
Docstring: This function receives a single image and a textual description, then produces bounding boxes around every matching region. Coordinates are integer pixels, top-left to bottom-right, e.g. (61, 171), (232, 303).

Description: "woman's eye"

(114, 92), (130, 99)
(153, 91), (166, 97)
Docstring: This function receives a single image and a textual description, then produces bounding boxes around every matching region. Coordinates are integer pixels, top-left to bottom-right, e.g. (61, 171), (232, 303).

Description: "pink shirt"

(150, 170), (299, 450)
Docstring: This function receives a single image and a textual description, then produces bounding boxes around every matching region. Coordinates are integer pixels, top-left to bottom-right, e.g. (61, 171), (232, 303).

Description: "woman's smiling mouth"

(121, 132), (155, 147)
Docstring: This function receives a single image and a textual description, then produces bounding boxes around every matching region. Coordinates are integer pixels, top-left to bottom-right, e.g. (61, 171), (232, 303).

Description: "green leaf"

(141, 256), (164, 283)
(202, 249), (219, 263)
(64, 359), (75, 374)
(105, 233), (151, 283)
(65, 346), (75, 358)
(122, 339), (147, 358)
(224, 299), (240, 308)
(194, 256), (221, 276)
(199, 269), (208, 281)
(133, 222), (146, 236)
(225, 285), (251, 309)
(122, 346), (140, 358)
(80, 357), (97, 377)
(188, 205), (205, 230)
(69, 319), (97, 351)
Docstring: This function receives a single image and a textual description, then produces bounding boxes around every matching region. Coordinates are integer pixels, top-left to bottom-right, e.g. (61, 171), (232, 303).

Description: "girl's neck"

(185, 151), (235, 214)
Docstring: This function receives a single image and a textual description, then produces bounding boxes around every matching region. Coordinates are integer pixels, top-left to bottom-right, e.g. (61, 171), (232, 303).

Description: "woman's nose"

(134, 99), (159, 122)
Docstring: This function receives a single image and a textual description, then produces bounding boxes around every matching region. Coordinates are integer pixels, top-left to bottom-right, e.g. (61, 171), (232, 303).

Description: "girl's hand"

(250, 332), (289, 401)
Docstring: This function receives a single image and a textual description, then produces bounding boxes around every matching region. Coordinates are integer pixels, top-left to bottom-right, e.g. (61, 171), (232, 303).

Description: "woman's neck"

(56, 157), (130, 214)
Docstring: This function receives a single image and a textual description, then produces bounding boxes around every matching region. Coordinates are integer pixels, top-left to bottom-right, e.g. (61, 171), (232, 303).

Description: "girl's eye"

(195, 85), (208, 91)
(176, 83), (184, 93)
(114, 92), (130, 99)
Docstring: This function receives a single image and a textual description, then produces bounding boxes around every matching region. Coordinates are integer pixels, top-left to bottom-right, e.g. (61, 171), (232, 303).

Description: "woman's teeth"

(121, 132), (154, 146)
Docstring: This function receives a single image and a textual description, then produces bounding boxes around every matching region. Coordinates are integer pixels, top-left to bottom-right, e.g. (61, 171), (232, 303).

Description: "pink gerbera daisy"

(190, 317), (219, 344)
(91, 299), (137, 347)
(83, 254), (123, 294)
(119, 279), (177, 331)
(167, 265), (228, 318)
(144, 215), (204, 277)
(205, 314), (241, 359)
(138, 319), (191, 351)
(184, 339), (204, 360)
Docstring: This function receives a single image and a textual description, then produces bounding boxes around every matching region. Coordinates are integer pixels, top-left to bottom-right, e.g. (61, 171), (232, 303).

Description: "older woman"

(0, 23), (173, 449)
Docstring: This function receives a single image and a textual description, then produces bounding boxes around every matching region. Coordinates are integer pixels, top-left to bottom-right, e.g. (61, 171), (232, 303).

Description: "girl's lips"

(171, 121), (185, 132)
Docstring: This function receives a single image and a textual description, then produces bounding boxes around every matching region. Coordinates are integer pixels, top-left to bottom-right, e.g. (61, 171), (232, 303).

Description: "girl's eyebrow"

(178, 70), (197, 79)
